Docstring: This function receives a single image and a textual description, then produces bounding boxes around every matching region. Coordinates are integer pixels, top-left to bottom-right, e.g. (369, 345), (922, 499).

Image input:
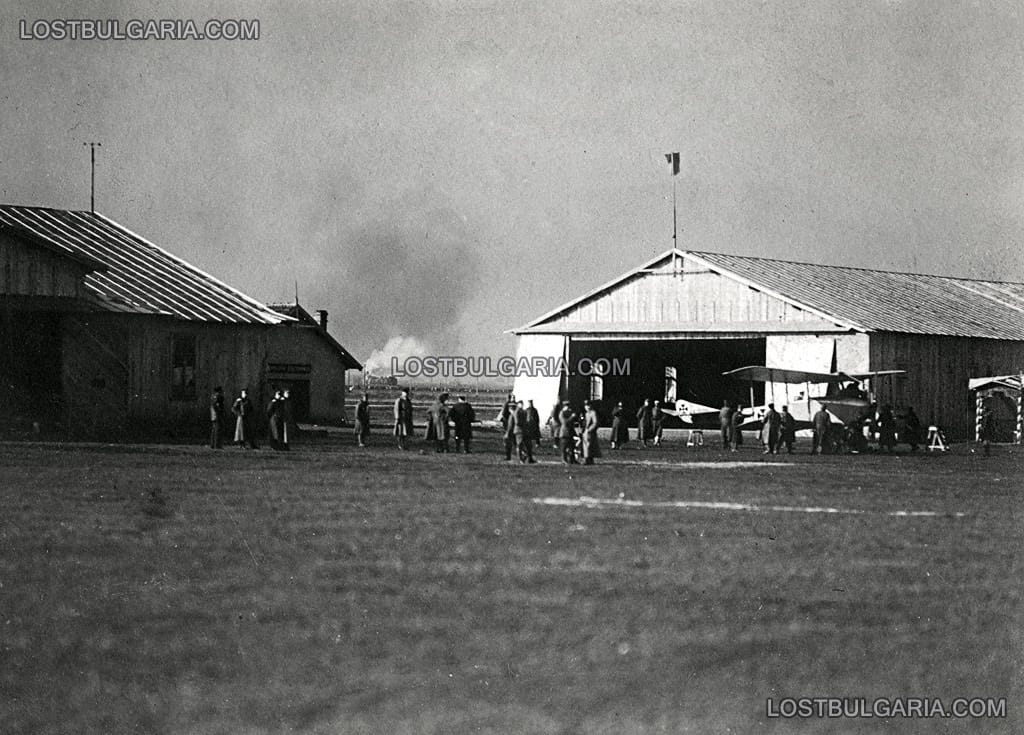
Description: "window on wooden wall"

(170, 335), (197, 400)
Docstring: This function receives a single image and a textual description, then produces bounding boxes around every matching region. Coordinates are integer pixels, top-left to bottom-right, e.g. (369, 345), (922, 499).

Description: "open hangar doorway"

(566, 337), (766, 425)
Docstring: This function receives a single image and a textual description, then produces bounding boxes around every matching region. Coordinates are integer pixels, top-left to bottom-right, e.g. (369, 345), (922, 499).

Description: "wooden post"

(975, 390), (983, 442)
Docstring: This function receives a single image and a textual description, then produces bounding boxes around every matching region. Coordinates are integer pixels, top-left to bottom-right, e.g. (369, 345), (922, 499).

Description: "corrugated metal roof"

(515, 249), (1024, 341)
(0, 204), (288, 324)
(689, 251), (1024, 340)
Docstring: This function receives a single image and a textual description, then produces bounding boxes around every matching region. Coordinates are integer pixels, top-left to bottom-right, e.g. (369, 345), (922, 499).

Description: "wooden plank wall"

(0, 232), (85, 298)
(549, 257), (838, 330)
(126, 320), (269, 436)
(62, 315), (130, 436)
(59, 315), (271, 438)
(869, 333), (1024, 440)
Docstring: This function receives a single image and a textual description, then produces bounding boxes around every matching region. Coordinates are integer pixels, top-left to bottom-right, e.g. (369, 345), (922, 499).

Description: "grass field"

(1, 432), (1021, 734)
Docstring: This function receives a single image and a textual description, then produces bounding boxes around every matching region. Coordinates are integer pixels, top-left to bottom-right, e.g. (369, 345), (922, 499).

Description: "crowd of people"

(210, 385), (962, 459)
(208, 386), (297, 451)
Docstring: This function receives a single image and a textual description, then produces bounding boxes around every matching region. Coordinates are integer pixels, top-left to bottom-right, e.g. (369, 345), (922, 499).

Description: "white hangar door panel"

(511, 335), (567, 416)
(765, 335), (836, 406)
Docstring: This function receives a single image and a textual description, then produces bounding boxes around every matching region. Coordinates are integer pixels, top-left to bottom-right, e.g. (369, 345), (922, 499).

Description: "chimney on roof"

(316, 309), (328, 331)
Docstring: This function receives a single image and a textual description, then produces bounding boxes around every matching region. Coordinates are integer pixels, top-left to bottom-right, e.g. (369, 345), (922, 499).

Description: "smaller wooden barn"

(266, 303), (361, 424)
(0, 205), (360, 439)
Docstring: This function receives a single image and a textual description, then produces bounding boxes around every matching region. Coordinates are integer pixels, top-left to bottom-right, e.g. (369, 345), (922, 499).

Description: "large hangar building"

(511, 249), (1024, 440)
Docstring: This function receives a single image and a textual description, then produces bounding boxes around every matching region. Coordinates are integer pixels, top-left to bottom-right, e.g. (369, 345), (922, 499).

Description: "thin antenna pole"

(294, 280), (299, 306)
(83, 142), (101, 212)
(672, 177), (677, 250)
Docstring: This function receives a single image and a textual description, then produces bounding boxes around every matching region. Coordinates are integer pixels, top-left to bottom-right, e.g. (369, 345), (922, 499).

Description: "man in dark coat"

(558, 401), (578, 464)
(393, 388), (414, 450)
(719, 400), (734, 450)
(636, 399), (654, 447)
(525, 399), (541, 452)
(232, 388), (257, 449)
(761, 403), (781, 454)
(877, 405), (897, 453)
(355, 392), (371, 447)
(582, 401), (601, 464)
(430, 393), (451, 453)
(499, 393), (515, 433)
(449, 395), (476, 453)
(267, 390), (284, 450)
(652, 400), (665, 446)
(610, 401), (629, 449)
(902, 406), (922, 452)
(280, 389), (293, 450)
(507, 400), (535, 463)
(732, 403), (745, 450)
(811, 406), (831, 454)
(780, 405), (797, 454)
(209, 386), (225, 449)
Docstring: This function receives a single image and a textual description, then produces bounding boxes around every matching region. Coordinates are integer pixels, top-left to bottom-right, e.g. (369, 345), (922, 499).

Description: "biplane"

(721, 365), (907, 429)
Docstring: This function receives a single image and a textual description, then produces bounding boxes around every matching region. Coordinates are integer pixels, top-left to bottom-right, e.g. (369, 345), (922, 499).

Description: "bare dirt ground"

(1, 432), (1021, 734)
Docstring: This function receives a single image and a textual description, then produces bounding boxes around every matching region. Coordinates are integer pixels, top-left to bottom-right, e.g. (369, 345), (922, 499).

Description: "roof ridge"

(687, 250), (1024, 286)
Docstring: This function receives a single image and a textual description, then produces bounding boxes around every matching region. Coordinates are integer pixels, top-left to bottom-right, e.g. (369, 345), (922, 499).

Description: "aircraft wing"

(846, 370), (907, 380)
(723, 365), (855, 384)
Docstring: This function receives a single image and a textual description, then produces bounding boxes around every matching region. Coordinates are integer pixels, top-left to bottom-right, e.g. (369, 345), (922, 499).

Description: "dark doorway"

(271, 379), (311, 422)
(0, 309), (62, 429)
(567, 337), (766, 423)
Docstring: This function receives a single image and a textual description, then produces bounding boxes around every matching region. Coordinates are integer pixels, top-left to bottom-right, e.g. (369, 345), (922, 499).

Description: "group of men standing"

(208, 386), (293, 451)
(609, 399), (665, 449)
(549, 399), (601, 465)
(500, 396), (541, 463)
(386, 388), (476, 453)
(717, 401), (798, 454)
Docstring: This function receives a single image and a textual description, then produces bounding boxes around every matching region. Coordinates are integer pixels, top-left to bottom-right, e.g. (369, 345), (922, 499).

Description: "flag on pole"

(665, 151), (680, 176)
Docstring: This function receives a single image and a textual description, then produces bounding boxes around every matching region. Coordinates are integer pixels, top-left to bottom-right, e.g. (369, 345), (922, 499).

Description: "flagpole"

(672, 177), (677, 249)
(665, 151), (680, 273)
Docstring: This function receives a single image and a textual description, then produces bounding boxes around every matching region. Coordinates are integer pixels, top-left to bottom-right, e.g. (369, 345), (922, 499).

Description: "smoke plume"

(320, 198), (484, 361)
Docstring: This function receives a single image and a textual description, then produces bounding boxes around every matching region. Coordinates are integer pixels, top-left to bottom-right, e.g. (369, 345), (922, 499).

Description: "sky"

(2, 1), (1023, 366)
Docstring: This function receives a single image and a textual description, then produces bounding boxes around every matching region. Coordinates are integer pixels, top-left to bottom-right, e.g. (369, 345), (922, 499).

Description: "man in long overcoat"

(280, 389), (293, 450)
(780, 405), (797, 454)
(719, 400), (734, 449)
(509, 400), (535, 463)
(811, 406), (831, 454)
(582, 401), (601, 464)
(732, 403), (745, 450)
(267, 390), (284, 450)
(902, 406), (922, 452)
(652, 400), (665, 446)
(430, 393), (451, 453)
(558, 402), (577, 464)
(525, 400), (541, 452)
(209, 386), (225, 449)
(393, 388), (415, 450)
(232, 388), (257, 449)
(449, 395), (476, 453)
(610, 401), (629, 449)
(760, 403), (781, 454)
(636, 399), (654, 447)
(355, 393), (371, 447)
